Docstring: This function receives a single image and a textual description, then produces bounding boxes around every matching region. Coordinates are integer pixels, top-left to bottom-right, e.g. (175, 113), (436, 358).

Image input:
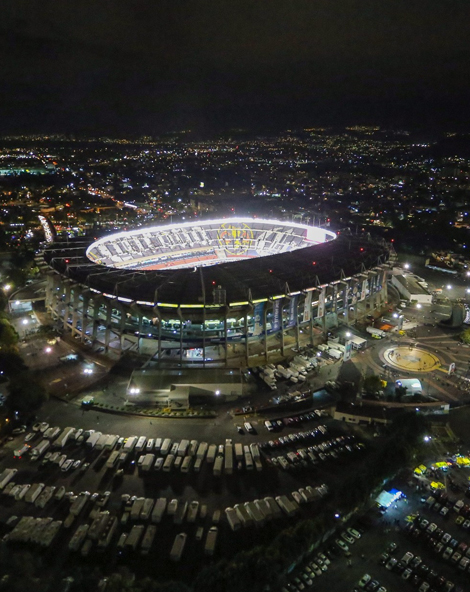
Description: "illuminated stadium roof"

(44, 219), (389, 306)
(86, 218), (337, 270)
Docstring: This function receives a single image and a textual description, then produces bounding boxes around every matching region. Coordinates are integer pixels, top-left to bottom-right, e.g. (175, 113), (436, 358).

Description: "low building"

(390, 274), (432, 304)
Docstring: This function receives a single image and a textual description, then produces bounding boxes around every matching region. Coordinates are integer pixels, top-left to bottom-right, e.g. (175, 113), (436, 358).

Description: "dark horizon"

(2, 1), (470, 136)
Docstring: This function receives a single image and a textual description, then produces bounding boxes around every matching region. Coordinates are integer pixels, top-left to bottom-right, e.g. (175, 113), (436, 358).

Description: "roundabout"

(382, 345), (441, 373)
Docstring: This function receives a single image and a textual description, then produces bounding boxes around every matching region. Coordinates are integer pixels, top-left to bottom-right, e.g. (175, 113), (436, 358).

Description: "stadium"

(44, 218), (390, 367)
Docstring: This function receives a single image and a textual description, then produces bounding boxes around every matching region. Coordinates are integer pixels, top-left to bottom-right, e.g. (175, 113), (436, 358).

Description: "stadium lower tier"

(45, 266), (389, 367)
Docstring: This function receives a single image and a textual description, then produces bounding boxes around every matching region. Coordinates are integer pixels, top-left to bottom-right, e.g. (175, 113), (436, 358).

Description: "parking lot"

(0, 406), (379, 585)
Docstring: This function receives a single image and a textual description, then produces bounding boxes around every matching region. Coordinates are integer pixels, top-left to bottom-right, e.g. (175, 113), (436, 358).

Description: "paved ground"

(4, 256), (470, 587)
(285, 426), (470, 592)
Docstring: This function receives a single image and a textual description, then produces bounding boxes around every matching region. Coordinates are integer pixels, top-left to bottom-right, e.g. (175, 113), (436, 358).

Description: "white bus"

(126, 525), (144, 550)
(25, 482), (45, 504)
(163, 454), (175, 472)
(151, 497), (167, 524)
(181, 456), (192, 473)
(141, 454), (155, 472)
(86, 431), (102, 449)
(160, 438), (172, 456)
(123, 436), (137, 453)
(225, 507), (241, 531)
(140, 498), (154, 521)
(141, 524), (156, 555)
(0, 468), (17, 490)
(130, 497), (145, 520)
(206, 444), (217, 464)
(170, 533), (187, 562)
(106, 450), (120, 470)
(177, 439), (189, 457)
(31, 439), (50, 459)
(244, 446), (253, 471)
(204, 526), (218, 556)
(135, 436), (147, 453)
(213, 455), (224, 477)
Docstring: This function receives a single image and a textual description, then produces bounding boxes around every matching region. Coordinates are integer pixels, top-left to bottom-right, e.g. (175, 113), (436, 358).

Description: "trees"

(461, 328), (470, 344)
(0, 319), (18, 352)
(363, 375), (383, 395)
(7, 375), (47, 415)
(0, 351), (26, 377)
(395, 385), (407, 401)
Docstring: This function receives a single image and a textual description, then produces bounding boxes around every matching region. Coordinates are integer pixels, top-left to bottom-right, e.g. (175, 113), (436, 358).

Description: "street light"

(3, 284), (11, 292)
(416, 303), (422, 309)
(45, 347), (52, 353)
(215, 390), (220, 396)
(404, 263), (410, 270)
(446, 284), (452, 290)
(346, 332), (351, 338)
(22, 319), (29, 325)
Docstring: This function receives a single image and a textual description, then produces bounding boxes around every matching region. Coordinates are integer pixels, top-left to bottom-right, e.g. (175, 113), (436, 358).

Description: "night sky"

(2, 0), (470, 135)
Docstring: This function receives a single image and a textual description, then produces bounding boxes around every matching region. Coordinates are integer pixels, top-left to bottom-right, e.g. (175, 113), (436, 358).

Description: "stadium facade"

(44, 218), (390, 367)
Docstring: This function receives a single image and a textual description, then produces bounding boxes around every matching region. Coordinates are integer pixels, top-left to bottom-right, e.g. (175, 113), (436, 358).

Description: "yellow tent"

(414, 464), (427, 475)
(435, 461), (448, 468)
(456, 456), (470, 466)
(430, 481), (445, 490)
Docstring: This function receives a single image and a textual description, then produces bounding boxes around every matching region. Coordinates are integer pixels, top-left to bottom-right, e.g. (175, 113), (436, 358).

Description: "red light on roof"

(360, 248), (364, 252)
(212, 281), (216, 285)
(312, 261), (316, 265)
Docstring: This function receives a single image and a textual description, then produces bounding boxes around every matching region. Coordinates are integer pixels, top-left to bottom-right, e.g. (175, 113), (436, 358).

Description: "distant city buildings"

(0, 127), (468, 254)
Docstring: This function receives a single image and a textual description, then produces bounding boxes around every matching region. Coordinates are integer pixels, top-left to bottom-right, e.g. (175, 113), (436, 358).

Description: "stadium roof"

(44, 234), (389, 306)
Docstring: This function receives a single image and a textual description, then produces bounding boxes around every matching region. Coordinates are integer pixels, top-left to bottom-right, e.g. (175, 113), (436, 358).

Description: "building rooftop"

(394, 274), (430, 296)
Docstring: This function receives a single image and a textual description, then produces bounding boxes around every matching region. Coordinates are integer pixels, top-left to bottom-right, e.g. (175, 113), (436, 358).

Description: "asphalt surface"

(3, 258), (470, 588)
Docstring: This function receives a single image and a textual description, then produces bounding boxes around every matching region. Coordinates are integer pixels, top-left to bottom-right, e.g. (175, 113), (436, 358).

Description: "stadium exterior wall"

(45, 263), (389, 368)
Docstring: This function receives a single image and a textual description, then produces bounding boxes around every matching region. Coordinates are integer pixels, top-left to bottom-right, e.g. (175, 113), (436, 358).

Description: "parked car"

(358, 574), (371, 588)
(335, 539), (349, 552)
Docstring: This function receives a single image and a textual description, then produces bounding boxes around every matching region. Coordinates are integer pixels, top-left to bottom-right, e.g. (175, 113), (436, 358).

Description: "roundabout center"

(383, 345), (441, 373)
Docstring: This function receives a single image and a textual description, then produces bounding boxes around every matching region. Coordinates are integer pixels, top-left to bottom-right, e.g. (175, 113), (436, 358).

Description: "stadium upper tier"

(86, 219), (336, 270)
(44, 219), (389, 307)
